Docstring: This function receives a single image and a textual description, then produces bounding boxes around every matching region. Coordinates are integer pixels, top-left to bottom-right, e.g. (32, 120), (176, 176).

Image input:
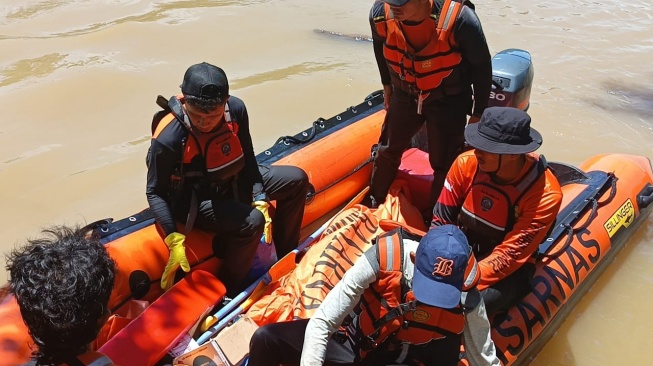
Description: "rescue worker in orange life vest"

(146, 62), (309, 294)
(248, 224), (501, 366)
(432, 107), (563, 314)
(367, 0), (493, 209)
(6, 225), (117, 366)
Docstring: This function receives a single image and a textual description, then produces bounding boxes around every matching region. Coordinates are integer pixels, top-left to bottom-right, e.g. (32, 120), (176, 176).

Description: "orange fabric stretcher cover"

(247, 180), (426, 324)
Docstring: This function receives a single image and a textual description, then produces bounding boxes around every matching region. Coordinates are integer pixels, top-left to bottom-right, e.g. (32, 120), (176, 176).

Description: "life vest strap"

(437, 0), (465, 42)
(371, 300), (418, 331)
(184, 186), (199, 234)
(404, 320), (461, 338)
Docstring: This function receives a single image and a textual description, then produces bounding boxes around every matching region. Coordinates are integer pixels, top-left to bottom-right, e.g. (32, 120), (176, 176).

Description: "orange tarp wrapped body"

(247, 181), (427, 324)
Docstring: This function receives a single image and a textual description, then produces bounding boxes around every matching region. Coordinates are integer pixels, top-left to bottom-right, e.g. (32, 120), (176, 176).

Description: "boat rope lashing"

(596, 172), (618, 207)
(276, 118), (327, 145)
(276, 103), (365, 146)
(538, 172), (616, 259)
(539, 197), (598, 259)
(80, 219), (114, 238)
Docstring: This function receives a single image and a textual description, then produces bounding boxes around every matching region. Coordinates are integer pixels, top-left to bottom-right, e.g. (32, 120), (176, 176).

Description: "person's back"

(5, 225), (116, 366)
(351, 227), (468, 365)
(248, 224), (486, 366)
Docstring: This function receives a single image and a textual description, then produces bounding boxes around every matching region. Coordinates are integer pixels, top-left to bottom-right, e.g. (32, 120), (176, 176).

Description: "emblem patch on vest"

(480, 197), (493, 211)
(222, 143), (231, 156)
(421, 60), (433, 70)
(412, 309), (430, 322)
(432, 257), (454, 277)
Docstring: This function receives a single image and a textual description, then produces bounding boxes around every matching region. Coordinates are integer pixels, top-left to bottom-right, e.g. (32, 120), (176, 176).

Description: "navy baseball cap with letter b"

(412, 224), (480, 309)
(382, 0), (410, 6)
(181, 62), (229, 102)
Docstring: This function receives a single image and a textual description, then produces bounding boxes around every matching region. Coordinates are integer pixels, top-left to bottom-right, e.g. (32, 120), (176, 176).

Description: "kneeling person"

(432, 106), (563, 313)
(146, 62), (309, 294)
(248, 225), (486, 366)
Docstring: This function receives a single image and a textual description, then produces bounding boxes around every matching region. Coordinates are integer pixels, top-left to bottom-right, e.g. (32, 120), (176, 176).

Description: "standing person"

(248, 224), (500, 366)
(368, 0), (492, 207)
(5, 225), (117, 366)
(431, 106), (563, 313)
(146, 62), (309, 293)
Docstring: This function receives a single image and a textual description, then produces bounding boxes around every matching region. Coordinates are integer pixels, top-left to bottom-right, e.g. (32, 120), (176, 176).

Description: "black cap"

(180, 62), (229, 101)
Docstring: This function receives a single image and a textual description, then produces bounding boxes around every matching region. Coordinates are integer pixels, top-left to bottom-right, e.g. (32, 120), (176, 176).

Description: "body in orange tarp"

(247, 180), (427, 325)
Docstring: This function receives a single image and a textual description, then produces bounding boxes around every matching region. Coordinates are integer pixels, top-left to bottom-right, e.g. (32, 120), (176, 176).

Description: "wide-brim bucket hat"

(464, 107), (542, 154)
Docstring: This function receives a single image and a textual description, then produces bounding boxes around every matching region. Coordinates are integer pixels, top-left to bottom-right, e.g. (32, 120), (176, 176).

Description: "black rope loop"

(275, 118), (327, 145)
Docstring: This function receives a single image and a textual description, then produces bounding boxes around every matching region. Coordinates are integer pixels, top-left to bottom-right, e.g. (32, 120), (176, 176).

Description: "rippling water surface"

(1, 1), (651, 364)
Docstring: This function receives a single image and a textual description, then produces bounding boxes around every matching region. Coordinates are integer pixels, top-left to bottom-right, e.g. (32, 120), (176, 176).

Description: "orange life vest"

(152, 98), (245, 186)
(358, 229), (464, 353)
(373, 0), (466, 94)
(458, 154), (547, 258)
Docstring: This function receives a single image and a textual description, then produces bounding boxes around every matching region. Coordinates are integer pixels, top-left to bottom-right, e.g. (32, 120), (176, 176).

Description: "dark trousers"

(248, 319), (461, 366)
(175, 165), (308, 295)
(370, 89), (471, 206)
(481, 263), (536, 314)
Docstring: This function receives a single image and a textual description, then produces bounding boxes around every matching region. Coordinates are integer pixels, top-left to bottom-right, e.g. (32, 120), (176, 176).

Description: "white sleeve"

(461, 289), (503, 366)
(300, 254), (377, 366)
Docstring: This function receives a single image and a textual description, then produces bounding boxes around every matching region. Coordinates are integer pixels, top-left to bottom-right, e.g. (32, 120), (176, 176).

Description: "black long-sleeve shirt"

(145, 96), (264, 236)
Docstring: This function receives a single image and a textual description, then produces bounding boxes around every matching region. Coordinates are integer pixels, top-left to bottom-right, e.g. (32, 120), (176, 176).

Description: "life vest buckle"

(170, 174), (183, 191)
(364, 335), (379, 349)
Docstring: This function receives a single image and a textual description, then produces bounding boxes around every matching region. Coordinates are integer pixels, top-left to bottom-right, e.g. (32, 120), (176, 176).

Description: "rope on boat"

(538, 173), (617, 259)
(275, 118), (327, 145)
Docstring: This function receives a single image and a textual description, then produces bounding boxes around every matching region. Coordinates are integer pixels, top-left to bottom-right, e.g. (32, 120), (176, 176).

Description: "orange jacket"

(432, 151), (562, 290)
(358, 229), (464, 352)
(372, 0), (465, 94)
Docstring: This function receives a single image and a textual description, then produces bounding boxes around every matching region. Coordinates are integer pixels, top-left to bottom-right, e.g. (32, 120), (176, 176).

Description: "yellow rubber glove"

(252, 200), (273, 244)
(161, 232), (191, 291)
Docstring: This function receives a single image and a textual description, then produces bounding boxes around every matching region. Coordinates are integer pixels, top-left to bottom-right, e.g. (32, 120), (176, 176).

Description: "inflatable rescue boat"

(0, 49), (651, 366)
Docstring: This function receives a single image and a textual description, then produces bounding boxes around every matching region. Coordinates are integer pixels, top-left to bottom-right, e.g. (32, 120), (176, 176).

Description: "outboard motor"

(488, 49), (534, 111)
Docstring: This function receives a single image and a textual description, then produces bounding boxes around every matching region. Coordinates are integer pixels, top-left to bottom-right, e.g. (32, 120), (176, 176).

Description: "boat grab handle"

(539, 197), (599, 259)
(637, 184), (653, 209)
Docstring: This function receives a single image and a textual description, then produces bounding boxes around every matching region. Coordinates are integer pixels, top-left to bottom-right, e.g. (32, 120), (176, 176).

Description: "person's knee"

(289, 167), (310, 194)
(250, 324), (277, 349)
(375, 144), (402, 165)
(248, 208), (266, 231)
(296, 168), (309, 189)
